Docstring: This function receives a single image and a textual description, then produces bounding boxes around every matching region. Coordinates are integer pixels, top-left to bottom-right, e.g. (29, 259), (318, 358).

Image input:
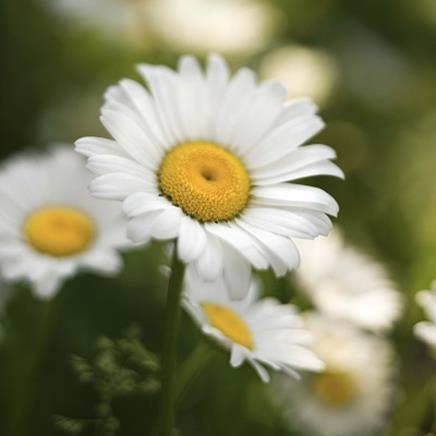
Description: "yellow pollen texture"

(202, 303), (254, 350)
(24, 206), (95, 257)
(312, 371), (357, 407)
(158, 142), (250, 222)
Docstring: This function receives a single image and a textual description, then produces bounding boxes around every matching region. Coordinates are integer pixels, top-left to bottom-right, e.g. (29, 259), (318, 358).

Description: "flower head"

(296, 229), (402, 332)
(76, 54), (343, 298)
(414, 282), (436, 352)
(272, 315), (395, 436)
(0, 146), (131, 297)
(183, 269), (324, 382)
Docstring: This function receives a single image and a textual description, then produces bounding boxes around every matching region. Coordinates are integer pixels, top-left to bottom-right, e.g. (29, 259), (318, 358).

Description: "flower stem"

(175, 341), (213, 402)
(10, 289), (65, 436)
(157, 249), (185, 436)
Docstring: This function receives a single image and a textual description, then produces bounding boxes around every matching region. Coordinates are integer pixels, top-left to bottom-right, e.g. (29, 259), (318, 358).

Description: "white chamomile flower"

(183, 269), (325, 382)
(147, 0), (276, 55)
(76, 54), (343, 298)
(295, 229), (402, 332)
(414, 282), (436, 352)
(272, 315), (395, 436)
(0, 146), (131, 297)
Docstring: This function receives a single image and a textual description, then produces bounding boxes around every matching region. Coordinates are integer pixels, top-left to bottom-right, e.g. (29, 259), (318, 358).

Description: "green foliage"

(55, 326), (159, 435)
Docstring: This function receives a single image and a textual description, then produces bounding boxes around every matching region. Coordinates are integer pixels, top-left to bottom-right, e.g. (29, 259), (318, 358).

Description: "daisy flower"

(295, 229), (402, 332)
(183, 268), (325, 382)
(414, 282), (436, 352)
(272, 315), (395, 436)
(147, 0), (277, 55)
(0, 146), (131, 297)
(76, 54), (343, 298)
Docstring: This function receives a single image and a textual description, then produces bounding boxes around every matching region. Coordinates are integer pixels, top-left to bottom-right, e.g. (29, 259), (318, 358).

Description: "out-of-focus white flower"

(46, 0), (153, 46)
(295, 229), (402, 332)
(147, 0), (276, 55)
(76, 54), (343, 300)
(183, 269), (324, 382)
(259, 46), (339, 108)
(415, 282), (436, 352)
(0, 146), (132, 297)
(272, 314), (395, 436)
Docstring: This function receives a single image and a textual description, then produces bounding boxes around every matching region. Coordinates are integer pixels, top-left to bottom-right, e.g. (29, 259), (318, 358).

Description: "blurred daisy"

(0, 146), (131, 297)
(296, 229), (402, 332)
(46, 0), (153, 46)
(76, 54), (343, 298)
(414, 283), (436, 351)
(183, 269), (324, 382)
(259, 46), (339, 108)
(147, 0), (276, 55)
(273, 315), (395, 436)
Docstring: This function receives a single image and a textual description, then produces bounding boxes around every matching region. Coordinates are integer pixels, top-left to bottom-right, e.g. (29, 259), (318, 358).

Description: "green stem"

(157, 249), (185, 436)
(10, 289), (65, 436)
(175, 342), (212, 402)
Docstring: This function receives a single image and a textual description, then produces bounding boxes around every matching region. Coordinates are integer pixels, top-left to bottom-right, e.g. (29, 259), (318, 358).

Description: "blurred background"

(1, 0), (436, 435)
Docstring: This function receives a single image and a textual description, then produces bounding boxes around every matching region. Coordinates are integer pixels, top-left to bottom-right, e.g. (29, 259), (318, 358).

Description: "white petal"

(118, 78), (171, 149)
(205, 53), (230, 139)
(240, 207), (320, 239)
(75, 137), (128, 158)
(137, 65), (184, 144)
(205, 223), (268, 270)
(90, 173), (155, 200)
(230, 345), (246, 367)
(236, 220), (300, 276)
(177, 216), (207, 263)
(211, 67), (256, 145)
(177, 55), (207, 140)
(150, 207), (183, 240)
(122, 192), (167, 218)
(229, 82), (286, 155)
(251, 183), (339, 216)
(251, 144), (337, 178)
(247, 357), (270, 383)
(82, 250), (123, 274)
(34, 274), (63, 298)
(244, 115), (325, 170)
(222, 244), (251, 300)
(100, 108), (161, 169)
(87, 154), (154, 179)
(194, 233), (223, 281)
(126, 212), (161, 243)
(273, 97), (318, 127)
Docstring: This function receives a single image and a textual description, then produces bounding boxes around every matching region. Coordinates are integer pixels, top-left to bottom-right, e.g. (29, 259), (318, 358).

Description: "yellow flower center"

(158, 142), (250, 222)
(312, 371), (357, 407)
(24, 206), (96, 257)
(202, 303), (254, 350)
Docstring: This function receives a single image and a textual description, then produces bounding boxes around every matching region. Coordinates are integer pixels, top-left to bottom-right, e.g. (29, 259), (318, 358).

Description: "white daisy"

(414, 282), (436, 351)
(273, 315), (395, 436)
(0, 146), (131, 297)
(76, 54), (343, 298)
(295, 229), (402, 332)
(183, 268), (325, 382)
(147, 0), (276, 55)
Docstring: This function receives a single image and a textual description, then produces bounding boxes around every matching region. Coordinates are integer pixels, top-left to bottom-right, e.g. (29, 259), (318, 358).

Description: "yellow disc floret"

(312, 370), (357, 407)
(202, 303), (254, 350)
(24, 206), (95, 257)
(158, 142), (250, 222)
